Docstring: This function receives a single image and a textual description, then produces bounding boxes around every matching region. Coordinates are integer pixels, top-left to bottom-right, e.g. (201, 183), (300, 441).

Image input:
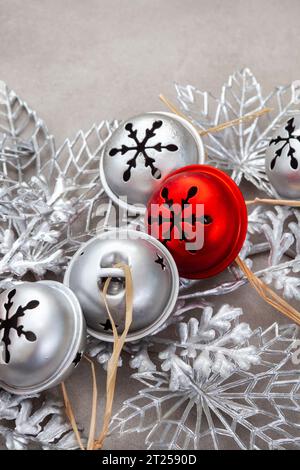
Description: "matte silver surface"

(64, 229), (179, 342)
(0, 281), (86, 395)
(100, 112), (205, 213)
(266, 115), (300, 199)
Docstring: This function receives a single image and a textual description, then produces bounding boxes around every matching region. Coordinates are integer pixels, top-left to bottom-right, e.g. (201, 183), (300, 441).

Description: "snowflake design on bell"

(269, 117), (299, 170)
(148, 185), (202, 248)
(109, 120), (178, 182)
(0, 289), (38, 364)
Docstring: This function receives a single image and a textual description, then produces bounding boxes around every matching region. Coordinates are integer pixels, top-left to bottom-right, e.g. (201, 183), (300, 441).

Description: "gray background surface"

(0, 0), (300, 450)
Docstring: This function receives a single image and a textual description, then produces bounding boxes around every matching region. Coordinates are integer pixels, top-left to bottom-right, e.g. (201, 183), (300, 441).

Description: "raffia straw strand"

(61, 263), (133, 451)
(159, 94), (272, 136)
(159, 94), (193, 123)
(84, 355), (98, 451)
(236, 257), (300, 325)
(236, 256), (300, 326)
(61, 355), (97, 451)
(61, 382), (85, 451)
(246, 197), (300, 207)
(158, 94), (212, 161)
(199, 107), (272, 136)
(92, 263), (133, 450)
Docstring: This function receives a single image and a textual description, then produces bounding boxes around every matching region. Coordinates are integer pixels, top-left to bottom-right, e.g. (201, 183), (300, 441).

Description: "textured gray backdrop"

(1, 0), (300, 450)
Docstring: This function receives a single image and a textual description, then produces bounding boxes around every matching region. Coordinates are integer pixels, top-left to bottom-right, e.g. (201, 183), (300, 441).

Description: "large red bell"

(146, 165), (248, 279)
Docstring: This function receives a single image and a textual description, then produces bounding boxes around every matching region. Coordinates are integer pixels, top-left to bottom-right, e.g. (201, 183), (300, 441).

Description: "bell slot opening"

(98, 250), (129, 296)
(97, 276), (126, 296)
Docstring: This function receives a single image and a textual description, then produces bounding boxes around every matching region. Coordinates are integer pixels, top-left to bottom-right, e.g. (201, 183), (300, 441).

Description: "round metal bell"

(146, 164), (248, 279)
(64, 229), (179, 342)
(100, 112), (205, 213)
(266, 115), (300, 199)
(0, 281), (86, 395)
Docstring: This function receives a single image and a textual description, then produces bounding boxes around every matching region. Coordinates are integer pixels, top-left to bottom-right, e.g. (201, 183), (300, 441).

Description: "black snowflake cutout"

(269, 117), (300, 170)
(109, 120), (178, 182)
(148, 185), (212, 252)
(0, 289), (38, 364)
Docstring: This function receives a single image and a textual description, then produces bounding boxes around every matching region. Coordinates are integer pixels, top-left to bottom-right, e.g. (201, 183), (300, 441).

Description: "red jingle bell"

(146, 165), (248, 279)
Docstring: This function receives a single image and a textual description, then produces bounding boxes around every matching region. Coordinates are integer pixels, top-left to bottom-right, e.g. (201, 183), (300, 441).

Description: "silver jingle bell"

(100, 112), (205, 214)
(265, 115), (300, 199)
(0, 281), (86, 395)
(64, 229), (179, 342)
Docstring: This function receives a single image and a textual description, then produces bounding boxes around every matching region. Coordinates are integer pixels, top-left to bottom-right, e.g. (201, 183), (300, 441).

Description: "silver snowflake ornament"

(111, 311), (300, 450)
(0, 391), (79, 450)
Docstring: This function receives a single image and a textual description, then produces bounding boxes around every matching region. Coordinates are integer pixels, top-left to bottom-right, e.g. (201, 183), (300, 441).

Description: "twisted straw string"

(246, 198), (300, 207)
(236, 256), (300, 326)
(159, 94), (272, 136)
(93, 263), (133, 450)
(61, 263), (133, 451)
(61, 354), (97, 451)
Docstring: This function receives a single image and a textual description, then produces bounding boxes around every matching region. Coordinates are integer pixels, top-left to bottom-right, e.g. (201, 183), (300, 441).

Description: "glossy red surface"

(146, 165), (248, 279)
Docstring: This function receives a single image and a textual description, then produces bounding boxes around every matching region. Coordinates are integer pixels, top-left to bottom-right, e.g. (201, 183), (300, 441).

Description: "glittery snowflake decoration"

(111, 310), (300, 450)
(0, 391), (79, 450)
(175, 68), (300, 195)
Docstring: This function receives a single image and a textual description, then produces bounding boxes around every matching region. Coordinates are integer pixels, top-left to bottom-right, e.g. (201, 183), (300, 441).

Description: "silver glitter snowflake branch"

(111, 317), (300, 450)
(0, 390), (79, 450)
